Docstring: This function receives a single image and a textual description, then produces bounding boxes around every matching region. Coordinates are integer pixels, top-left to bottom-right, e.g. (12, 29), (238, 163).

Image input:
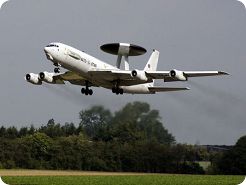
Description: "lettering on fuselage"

(67, 50), (81, 60)
(81, 57), (97, 68)
(67, 48), (97, 68)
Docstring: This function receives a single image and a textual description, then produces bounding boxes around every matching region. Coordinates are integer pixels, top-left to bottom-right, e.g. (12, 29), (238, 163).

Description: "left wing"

(53, 71), (95, 86)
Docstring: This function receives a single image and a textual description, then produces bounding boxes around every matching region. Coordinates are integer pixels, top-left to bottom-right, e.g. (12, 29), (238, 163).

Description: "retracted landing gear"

(81, 81), (93, 96)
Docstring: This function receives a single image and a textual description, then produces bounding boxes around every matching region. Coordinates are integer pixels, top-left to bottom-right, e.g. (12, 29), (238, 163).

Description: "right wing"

(146, 70), (229, 82)
(88, 70), (132, 81)
(88, 69), (228, 84)
(87, 69), (143, 86)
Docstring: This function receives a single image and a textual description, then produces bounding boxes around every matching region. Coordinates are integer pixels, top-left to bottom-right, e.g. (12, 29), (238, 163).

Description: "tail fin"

(144, 50), (159, 71)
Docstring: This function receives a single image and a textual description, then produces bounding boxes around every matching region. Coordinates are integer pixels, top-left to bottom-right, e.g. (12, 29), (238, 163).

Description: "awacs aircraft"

(25, 42), (228, 95)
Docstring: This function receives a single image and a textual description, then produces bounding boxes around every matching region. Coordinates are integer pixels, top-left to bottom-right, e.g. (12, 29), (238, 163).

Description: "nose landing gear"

(54, 67), (60, 73)
(53, 63), (61, 73)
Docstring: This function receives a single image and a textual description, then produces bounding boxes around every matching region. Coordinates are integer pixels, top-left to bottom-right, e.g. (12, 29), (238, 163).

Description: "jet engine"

(39, 71), (55, 83)
(131, 70), (148, 81)
(39, 71), (65, 84)
(25, 73), (42, 85)
(169, 69), (187, 81)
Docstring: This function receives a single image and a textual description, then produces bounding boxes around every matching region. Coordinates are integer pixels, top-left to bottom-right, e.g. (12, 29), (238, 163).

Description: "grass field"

(0, 170), (244, 185)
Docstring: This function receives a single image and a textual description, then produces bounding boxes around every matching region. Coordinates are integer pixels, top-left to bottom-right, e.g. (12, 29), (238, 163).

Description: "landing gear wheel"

(81, 88), (85, 94)
(89, 89), (93, 95)
(119, 88), (123, 95)
(112, 80), (124, 95)
(81, 84), (93, 96)
(54, 68), (60, 73)
(112, 87), (123, 95)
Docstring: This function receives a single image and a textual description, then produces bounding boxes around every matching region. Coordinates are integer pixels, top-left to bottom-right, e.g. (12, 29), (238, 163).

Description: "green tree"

(19, 127), (29, 137)
(24, 132), (52, 169)
(111, 102), (175, 144)
(79, 106), (112, 140)
(0, 126), (6, 137)
(39, 119), (63, 138)
(138, 109), (175, 144)
(215, 135), (246, 174)
(61, 122), (77, 136)
(5, 127), (18, 139)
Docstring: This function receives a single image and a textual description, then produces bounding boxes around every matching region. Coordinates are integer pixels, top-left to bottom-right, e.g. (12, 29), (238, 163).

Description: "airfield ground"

(0, 169), (149, 176)
(0, 170), (244, 185)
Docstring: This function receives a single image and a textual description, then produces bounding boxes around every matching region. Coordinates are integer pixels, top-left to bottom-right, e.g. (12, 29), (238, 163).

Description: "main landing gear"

(112, 81), (124, 95)
(81, 81), (93, 96)
(112, 87), (123, 95)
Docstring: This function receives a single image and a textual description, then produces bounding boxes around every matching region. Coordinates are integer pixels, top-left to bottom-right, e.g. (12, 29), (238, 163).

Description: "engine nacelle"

(39, 71), (65, 84)
(131, 70), (148, 81)
(169, 69), (187, 81)
(39, 71), (55, 83)
(25, 73), (42, 85)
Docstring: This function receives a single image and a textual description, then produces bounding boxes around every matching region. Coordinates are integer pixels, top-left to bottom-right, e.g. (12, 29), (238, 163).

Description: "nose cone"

(44, 47), (53, 61)
(44, 47), (50, 53)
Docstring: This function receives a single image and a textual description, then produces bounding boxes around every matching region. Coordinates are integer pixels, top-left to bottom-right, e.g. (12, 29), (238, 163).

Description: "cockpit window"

(46, 44), (59, 48)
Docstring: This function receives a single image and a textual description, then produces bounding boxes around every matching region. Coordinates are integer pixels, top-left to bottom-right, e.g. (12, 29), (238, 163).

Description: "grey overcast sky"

(0, 0), (245, 145)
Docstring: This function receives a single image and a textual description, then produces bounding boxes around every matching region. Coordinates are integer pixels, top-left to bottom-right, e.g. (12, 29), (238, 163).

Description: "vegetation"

(0, 101), (245, 175)
(211, 135), (246, 175)
(2, 175), (244, 185)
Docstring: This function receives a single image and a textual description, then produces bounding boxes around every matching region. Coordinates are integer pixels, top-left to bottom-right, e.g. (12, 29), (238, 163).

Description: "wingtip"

(185, 87), (191, 90)
(219, 71), (229, 75)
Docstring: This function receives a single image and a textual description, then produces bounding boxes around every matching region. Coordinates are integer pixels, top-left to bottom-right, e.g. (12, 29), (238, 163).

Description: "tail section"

(144, 50), (159, 71)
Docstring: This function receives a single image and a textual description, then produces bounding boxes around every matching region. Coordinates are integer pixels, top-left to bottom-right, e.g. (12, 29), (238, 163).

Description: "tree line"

(0, 102), (245, 174)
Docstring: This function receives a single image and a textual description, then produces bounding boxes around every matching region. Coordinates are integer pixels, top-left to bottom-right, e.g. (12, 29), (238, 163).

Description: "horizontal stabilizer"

(148, 87), (190, 92)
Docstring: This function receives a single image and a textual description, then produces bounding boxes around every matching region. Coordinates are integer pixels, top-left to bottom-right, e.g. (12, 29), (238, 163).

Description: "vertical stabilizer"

(144, 50), (159, 71)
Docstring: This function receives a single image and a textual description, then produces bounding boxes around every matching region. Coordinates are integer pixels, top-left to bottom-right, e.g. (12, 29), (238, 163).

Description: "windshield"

(46, 44), (59, 47)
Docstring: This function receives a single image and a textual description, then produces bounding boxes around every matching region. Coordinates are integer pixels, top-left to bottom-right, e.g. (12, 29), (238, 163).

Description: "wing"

(88, 70), (142, 86)
(53, 71), (95, 86)
(182, 71), (229, 77)
(88, 69), (228, 84)
(148, 87), (190, 92)
(88, 70), (132, 81)
(146, 70), (229, 82)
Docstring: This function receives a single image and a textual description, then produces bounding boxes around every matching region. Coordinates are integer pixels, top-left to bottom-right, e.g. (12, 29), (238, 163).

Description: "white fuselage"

(44, 43), (153, 94)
